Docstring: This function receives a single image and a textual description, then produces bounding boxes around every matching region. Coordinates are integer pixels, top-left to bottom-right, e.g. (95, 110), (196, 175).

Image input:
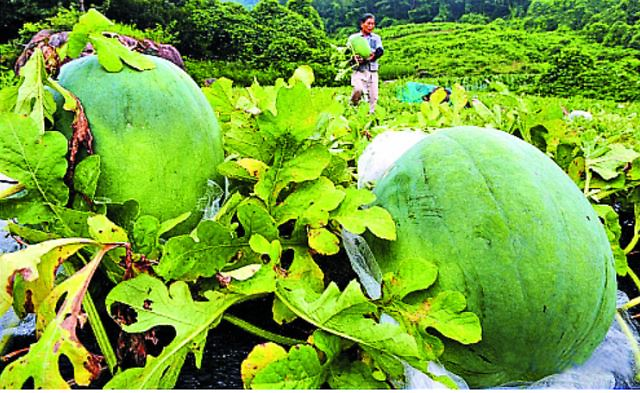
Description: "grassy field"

(333, 21), (640, 101)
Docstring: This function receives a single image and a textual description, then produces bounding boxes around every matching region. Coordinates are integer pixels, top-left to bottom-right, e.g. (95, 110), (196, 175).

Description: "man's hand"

(368, 52), (376, 61)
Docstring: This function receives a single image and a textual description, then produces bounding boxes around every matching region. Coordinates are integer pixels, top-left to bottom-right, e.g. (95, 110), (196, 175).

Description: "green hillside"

(362, 21), (640, 101)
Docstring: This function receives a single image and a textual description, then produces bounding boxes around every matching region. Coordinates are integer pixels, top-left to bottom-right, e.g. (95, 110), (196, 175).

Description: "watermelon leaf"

(65, 9), (155, 73)
(0, 243), (115, 389)
(89, 33), (155, 72)
(67, 8), (115, 58)
(254, 143), (331, 206)
(0, 113), (72, 229)
(14, 49), (55, 132)
(588, 143), (640, 181)
(380, 257), (481, 354)
(240, 342), (288, 388)
(273, 177), (345, 227)
(331, 188), (396, 240)
(242, 328), (389, 389)
(155, 220), (246, 281)
(327, 357), (390, 389)
(203, 77), (236, 116)
(104, 274), (248, 389)
(288, 65), (314, 89)
(0, 238), (97, 317)
(308, 227), (340, 255)
(73, 154), (101, 199)
(275, 280), (422, 364)
(243, 344), (326, 389)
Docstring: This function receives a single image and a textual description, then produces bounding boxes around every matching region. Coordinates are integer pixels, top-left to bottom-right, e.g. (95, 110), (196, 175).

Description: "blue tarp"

(396, 82), (451, 103)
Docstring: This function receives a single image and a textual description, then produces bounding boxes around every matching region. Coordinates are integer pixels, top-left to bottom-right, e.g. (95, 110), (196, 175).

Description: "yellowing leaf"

(381, 257), (438, 301)
(272, 247), (324, 325)
(0, 243), (115, 389)
(247, 345), (326, 389)
(308, 228), (340, 255)
(238, 158), (268, 179)
(288, 65), (315, 88)
(417, 291), (482, 345)
(241, 342), (288, 388)
(88, 214), (128, 243)
(0, 238), (97, 316)
(87, 214), (128, 280)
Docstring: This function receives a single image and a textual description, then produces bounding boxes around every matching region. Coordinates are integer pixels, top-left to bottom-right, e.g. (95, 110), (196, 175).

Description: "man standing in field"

(348, 13), (384, 114)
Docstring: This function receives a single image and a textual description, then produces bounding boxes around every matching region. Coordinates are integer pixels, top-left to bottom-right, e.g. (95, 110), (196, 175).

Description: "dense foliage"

(313, 0), (531, 31)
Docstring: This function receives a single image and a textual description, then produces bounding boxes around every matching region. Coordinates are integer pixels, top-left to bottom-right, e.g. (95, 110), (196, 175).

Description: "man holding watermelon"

(348, 13), (384, 114)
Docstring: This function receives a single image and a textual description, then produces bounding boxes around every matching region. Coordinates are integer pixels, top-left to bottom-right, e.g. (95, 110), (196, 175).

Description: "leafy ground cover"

(0, 11), (483, 389)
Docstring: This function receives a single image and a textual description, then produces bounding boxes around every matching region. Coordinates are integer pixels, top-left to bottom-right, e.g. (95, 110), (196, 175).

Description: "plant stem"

(583, 166), (592, 196)
(625, 231), (640, 255)
(222, 314), (305, 347)
(622, 295), (640, 312)
(627, 266), (640, 296)
(0, 183), (25, 199)
(615, 312), (640, 382)
(62, 261), (118, 374)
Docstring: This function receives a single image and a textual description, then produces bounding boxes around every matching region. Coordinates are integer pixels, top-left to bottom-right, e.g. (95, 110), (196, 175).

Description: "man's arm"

(373, 47), (384, 60)
(371, 35), (384, 61)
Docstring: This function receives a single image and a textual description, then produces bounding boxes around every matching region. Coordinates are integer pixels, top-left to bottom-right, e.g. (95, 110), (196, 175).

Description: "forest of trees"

(4, 0), (640, 43)
(313, 0), (531, 31)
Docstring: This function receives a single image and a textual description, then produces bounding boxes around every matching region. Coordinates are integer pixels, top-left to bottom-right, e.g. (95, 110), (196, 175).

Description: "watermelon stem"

(583, 167), (592, 196)
(625, 267), (640, 297)
(622, 292), (640, 312)
(0, 183), (25, 199)
(615, 312), (640, 382)
(624, 232), (640, 256)
(222, 314), (305, 347)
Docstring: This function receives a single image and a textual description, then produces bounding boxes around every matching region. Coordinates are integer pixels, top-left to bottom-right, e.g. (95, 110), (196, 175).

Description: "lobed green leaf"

(105, 274), (248, 389)
(332, 188), (397, 240)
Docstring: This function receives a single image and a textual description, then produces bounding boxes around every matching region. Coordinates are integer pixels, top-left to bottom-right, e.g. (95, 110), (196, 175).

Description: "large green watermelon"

(366, 126), (616, 387)
(55, 55), (224, 234)
(348, 35), (372, 58)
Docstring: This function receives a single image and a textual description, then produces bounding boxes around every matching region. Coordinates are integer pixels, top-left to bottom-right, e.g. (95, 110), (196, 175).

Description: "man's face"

(361, 17), (375, 34)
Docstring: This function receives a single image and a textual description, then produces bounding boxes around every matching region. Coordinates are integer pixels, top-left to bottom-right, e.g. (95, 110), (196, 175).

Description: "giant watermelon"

(366, 126), (617, 387)
(348, 35), (372, 58)
(55, 55), (224, 234)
